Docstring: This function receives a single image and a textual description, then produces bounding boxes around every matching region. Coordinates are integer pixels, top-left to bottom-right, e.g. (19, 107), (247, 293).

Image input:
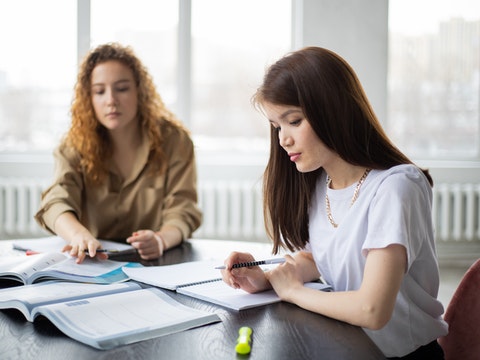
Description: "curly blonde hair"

(65, 42), (183, 185)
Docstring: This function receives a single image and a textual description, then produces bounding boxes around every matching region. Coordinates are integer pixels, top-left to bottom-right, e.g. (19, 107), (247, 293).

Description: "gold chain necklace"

(325, 169), (371, 228)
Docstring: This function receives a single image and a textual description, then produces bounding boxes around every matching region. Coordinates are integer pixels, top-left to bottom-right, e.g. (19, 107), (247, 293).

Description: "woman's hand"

(220, 251), (271, 293)
(62, 231), (108, 264)
(265, 254), (304, 302)
(55, 212), (108, 264)
(127, 229), (166, 260)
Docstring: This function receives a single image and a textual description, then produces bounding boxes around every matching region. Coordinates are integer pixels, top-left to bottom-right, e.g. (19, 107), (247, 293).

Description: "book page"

(0, 281), (141, 308)
(27, 255), (137, 284)
(0, 252), (67, 283)
(0, 281), (141, 321)
(34, 288), (221, 349)
(122, 260), (221, 290)
(42, 256), (130, 277)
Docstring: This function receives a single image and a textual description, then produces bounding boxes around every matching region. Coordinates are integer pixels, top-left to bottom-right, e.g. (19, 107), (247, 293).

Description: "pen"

(215, 257), (286, 270)
(83, 249), (120, 254)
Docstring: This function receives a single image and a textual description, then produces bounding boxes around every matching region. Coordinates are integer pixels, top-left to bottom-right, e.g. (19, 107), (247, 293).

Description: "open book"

(123, 260), (331, 311)
(0, 252), (139, 285)
(0, 281), (220, 350)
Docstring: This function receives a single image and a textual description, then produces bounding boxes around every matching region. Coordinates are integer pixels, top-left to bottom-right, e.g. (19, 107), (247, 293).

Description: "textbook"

(123, 260), (332, 311)
(0, 281), (221, 350)
(0, 251), (138, 285)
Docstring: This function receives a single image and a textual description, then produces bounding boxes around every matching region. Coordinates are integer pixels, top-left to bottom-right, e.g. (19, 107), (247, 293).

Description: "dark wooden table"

(0, 239), (385, 360)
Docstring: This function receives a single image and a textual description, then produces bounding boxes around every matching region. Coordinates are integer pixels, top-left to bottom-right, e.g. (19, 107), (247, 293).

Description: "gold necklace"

(325, 169), (371, 228)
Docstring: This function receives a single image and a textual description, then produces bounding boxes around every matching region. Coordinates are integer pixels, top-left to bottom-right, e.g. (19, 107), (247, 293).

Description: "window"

(388, 0), (480, 159)
(91, 0), (178, 107)
(0, 0), (76, 151)
(191, 0), (291, 151)
(0, 0), (291, 154)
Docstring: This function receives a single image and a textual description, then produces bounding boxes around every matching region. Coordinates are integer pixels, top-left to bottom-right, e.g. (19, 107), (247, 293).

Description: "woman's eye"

(116, 87), (129, 92)
(290, 119), (302, 126)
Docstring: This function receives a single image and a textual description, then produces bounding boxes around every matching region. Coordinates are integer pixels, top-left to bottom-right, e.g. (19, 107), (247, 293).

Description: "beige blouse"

(35, 122), (202, 242)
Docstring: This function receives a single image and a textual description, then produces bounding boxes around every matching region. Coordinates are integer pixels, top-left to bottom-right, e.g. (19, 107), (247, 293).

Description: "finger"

(87, 243), (98, 258)
(69, 244), (79, 256)
(76, 251), (86, 264)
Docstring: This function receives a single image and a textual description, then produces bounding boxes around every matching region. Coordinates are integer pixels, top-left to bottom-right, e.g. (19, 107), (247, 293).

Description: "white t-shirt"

(307, 164), (448, 357)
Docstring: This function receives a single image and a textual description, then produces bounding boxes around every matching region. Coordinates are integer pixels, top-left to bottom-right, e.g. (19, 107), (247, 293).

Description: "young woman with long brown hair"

(221, 47), (447, 359)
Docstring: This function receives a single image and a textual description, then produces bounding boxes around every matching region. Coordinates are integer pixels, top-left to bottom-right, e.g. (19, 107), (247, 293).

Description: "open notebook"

(123, 260), (331, 311)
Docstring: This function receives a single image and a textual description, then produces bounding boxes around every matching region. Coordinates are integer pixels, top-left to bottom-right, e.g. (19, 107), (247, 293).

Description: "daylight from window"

(0, 0), (290, 154)
(388, 0), (480, 159)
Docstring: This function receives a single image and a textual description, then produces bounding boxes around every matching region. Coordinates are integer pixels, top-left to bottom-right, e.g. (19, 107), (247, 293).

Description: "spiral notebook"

(123, 260), (331, 311)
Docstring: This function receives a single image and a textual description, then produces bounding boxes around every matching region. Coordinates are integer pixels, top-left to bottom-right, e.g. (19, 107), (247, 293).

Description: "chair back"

(438, 258), (480, 359)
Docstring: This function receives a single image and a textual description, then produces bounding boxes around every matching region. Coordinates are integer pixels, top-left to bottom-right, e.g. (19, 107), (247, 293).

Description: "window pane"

(0, 0), (76, 151)
(91, 0), (178, 108)
(191, 0), (291, 150)
(388, 0), (480, 159)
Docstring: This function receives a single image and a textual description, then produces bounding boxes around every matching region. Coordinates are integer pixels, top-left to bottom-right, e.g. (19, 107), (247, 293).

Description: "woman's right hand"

(55, 212), (108, 264)
(220, 251), (271, 293)
(62, 232), (107, 264)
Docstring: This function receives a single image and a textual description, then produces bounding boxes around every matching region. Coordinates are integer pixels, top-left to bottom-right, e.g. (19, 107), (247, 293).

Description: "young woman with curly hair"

(36, 43), (202, 263)
(220, 47), (447, 358)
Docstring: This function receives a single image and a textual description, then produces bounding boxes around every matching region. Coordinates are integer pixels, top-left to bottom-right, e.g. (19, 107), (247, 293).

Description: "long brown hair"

(254, 47), (432, 253)
(65, 42), (183, 184)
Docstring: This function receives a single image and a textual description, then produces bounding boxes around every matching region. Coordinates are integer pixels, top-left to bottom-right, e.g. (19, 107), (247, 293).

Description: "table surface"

(0, 238), (385, 360)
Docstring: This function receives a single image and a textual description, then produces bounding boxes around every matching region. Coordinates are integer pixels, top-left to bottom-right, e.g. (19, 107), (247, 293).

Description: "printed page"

(34, 288), (221, 349)
(0, 281), (141, 321)
(0, 252), (67, 283)
(122, 260), (222, 290)
(27, 255), (134, 284)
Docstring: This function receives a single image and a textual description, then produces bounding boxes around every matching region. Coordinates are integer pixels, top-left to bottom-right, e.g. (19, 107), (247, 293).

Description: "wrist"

(153, 232), (167, 250)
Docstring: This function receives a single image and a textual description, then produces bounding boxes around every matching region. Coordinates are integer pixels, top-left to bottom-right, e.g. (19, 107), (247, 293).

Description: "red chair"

(438, 258), (480, 360)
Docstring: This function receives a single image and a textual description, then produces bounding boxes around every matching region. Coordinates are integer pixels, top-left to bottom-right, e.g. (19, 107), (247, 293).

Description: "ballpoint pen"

(215, 257), (286, 270)
(83, 249), (120, 254)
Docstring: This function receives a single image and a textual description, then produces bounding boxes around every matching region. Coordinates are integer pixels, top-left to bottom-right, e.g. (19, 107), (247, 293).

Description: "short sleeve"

(363, 169), (432, 269)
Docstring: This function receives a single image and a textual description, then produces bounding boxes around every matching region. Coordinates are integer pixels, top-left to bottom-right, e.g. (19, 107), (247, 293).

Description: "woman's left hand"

(126, 229), (166, 260)
(265, 254), (304, 302)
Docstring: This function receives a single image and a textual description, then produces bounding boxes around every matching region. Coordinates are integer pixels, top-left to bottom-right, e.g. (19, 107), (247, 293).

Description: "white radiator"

(0, 178), (479, 244)
(433, 183), (480, 242)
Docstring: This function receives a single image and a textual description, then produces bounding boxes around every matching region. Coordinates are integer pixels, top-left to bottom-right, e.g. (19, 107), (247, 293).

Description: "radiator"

(0, 178), (479, 244)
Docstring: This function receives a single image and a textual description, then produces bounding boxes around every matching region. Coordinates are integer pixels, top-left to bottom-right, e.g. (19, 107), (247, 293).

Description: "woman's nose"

(279, 131), (293, 148)
(106, 88), (117, 106)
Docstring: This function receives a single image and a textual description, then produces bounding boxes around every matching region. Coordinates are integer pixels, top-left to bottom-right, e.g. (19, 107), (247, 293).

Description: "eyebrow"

(279, 109), (303, 120)
(91, 79), (132, 87)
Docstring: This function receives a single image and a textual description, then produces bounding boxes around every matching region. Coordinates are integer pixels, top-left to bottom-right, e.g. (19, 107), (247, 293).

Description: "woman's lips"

(289, 153), (301, 162)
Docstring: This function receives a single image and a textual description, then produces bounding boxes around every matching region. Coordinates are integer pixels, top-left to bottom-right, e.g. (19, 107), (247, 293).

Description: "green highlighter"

(235, 326), (253, 355)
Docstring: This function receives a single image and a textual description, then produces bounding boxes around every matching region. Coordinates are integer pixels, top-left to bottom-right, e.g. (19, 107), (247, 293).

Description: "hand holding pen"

(62, 235), (108, 264)
(219, 251), (277, 293)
